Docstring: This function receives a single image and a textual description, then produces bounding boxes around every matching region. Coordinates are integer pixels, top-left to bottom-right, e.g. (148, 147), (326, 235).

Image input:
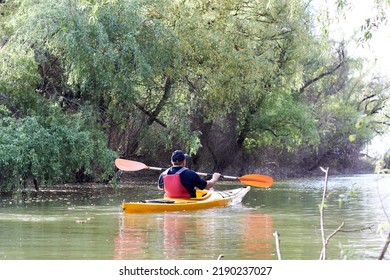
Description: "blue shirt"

(158, 167), (207, 197)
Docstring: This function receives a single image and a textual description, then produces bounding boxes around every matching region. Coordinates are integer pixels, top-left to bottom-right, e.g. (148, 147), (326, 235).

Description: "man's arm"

(205, 173), (221, 189)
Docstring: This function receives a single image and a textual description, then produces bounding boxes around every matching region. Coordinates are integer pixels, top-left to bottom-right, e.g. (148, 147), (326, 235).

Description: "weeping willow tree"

(2, 0), (320, 161)
(160, 0), (326, 170)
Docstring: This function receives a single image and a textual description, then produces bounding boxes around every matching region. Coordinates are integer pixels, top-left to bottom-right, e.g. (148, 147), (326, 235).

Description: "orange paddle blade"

(115, 159), (149, 171)
(237, 174), (273, 188)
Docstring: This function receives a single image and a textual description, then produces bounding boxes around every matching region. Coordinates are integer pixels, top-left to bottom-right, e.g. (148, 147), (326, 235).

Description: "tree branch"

(319, 166), (329, 260)
(320, 222), (345, 260)
(299, 61), (344, 94)
(273, 231), (282, 260)
(339, 224), (374, 232)
(147, 76), (173, 126)
(132, 76), (174, 128)
(379, 232), (390, 260)
(133, 102), (167, 128)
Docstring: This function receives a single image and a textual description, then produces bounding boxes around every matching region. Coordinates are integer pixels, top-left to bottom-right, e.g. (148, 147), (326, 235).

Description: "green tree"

(153, 0), (325, 170)
(2, 0), (387, 181)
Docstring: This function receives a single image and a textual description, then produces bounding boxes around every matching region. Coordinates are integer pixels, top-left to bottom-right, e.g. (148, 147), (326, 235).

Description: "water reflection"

(114, 210), (274, 260)
(1, 174), (389, 259)
(241, 212), (274, 259)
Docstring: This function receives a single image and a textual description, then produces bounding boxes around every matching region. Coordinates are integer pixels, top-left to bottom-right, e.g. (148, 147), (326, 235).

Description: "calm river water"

(0, 174), (389, 260)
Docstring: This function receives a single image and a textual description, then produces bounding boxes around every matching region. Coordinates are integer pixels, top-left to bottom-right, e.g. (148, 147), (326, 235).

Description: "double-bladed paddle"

(115, 158), (273, 188)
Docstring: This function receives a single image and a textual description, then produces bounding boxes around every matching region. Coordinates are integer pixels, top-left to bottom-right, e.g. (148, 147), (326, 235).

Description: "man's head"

(171, 150), (189, 165)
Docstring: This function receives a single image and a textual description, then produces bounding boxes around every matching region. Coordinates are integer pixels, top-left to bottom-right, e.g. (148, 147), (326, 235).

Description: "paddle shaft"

(196, 172), (237, 180)
(115, 158), (273, 187)
(146, 166), (235, 179)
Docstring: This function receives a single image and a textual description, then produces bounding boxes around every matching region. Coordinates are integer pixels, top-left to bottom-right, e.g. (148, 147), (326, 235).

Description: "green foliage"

(376, 222), (389, 236)
(0, 44), (41, 113)
(0, 106), (116, 191)
(242, 92), (320, 150)
(1, 0), (388, 175)
(338, 242), (356, 260)
(338, 187), (358, 208)
(161, 0), (321, 151)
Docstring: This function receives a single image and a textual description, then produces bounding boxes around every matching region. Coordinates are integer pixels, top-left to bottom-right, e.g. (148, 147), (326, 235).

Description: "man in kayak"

(158, 150), (221, 198)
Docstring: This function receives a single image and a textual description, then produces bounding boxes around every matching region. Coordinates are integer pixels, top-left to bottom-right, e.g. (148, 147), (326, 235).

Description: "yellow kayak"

(122, 186), (250, 213)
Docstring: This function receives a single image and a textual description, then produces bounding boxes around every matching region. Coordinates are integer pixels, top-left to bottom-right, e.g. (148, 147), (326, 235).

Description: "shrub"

(0, 108), (116, 191)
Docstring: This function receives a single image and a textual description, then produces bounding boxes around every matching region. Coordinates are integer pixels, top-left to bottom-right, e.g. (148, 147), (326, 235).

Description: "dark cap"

(171, 150), (189, 163)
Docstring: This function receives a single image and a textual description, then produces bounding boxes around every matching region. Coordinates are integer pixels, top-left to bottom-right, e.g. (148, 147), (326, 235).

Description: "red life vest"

(163, 167), (191, 198)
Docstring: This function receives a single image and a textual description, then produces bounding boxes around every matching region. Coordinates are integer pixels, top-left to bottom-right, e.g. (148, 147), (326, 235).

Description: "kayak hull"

(122, 186), (250, 213)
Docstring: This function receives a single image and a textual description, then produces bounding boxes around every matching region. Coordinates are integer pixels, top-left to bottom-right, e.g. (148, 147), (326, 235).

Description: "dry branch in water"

(273, 231), (282, 260)
(319, 167), (345, 260)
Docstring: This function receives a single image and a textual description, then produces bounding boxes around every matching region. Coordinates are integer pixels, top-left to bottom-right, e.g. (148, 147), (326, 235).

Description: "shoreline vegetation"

(1, 1), (389, 192)
(0, 151), (380, 194)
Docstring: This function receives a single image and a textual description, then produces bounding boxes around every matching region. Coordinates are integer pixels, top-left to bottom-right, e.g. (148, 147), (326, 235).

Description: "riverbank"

(266, 155), (377, 179)
(0, 154), (378, 194)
